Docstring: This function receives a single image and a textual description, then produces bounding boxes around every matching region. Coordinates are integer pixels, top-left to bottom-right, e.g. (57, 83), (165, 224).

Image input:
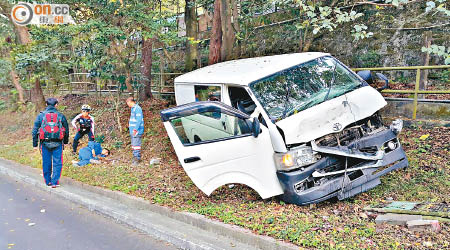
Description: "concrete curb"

(0, 158), (297, 250)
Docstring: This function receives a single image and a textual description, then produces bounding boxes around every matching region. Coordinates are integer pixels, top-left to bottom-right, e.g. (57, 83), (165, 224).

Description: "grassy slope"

(0, 94), (449, 249)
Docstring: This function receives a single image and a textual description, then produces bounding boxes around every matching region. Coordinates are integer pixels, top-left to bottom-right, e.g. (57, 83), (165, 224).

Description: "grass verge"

(0, 95), (449, 249)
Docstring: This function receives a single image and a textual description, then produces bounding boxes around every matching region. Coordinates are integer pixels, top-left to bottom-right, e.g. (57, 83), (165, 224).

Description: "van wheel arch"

(201, 172), (281, 200)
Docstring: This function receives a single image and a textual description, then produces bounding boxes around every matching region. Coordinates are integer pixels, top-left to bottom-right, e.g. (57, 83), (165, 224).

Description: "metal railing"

(352, 65), (450, 119)
(44, 66), (449, 120)
(53, 72), (182, 96)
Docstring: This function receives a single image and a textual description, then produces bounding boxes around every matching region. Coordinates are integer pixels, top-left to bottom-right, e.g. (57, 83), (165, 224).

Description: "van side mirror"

(252, 117), (260, 138)
(357, 70), (373, 84)
(357, 70), (390, 92)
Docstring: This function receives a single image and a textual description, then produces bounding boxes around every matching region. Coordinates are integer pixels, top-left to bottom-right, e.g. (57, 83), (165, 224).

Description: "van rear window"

(195, 85), (221, 102)
(170, 112), (251, 145)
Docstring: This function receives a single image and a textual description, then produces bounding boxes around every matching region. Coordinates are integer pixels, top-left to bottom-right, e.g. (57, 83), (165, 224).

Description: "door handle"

(184, 156), (201, 163)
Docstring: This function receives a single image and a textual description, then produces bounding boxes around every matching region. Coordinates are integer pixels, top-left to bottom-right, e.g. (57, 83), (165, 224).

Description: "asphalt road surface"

(0, 174), (177, 250)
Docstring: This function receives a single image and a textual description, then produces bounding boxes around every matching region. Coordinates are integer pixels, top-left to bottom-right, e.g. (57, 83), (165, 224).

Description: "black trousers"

(72, 130), (94, 152)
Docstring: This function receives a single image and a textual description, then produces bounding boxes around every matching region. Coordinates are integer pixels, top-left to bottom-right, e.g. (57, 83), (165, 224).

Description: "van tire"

(194, 135), (201, 143)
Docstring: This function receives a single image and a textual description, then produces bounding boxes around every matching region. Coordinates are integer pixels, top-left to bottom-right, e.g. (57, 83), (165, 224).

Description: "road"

(0, 174), (177, 250)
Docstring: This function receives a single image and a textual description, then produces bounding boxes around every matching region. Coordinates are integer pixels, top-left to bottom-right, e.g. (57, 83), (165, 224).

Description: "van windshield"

(249, 56), (363, 121)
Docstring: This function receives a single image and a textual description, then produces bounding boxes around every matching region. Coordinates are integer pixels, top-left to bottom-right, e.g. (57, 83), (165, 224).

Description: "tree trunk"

(163, 47), (177, 71)
(419, 31), (432, 98)
(11, 22), (45, 110)
(299, 24), (312, 52)
(10, 70), (25, 103)
(208, 0), (222, 65)
(125, 70), (133, 94)
(185, 0), (198, 71)
(220, 0), (231, 61)
(139, 38), (153, 101)
(13, 24), (32, 44)
(115, 94), (123, 133)
(220, 0), (234, 61)
(302, 39), (312, 52)
(231, 0), (240, 59)
(32, 78), (46, 111)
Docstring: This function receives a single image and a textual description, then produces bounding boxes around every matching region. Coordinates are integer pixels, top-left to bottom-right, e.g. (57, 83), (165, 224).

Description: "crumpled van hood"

(275, 86), (387, 145)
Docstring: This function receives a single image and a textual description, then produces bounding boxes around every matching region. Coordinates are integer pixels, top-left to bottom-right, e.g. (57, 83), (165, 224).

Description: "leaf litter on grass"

(0, 95), (449, 248)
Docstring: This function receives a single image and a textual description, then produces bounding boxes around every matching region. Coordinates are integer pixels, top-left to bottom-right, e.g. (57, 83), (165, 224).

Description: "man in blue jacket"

(72, 141), (110, 166)
(126, 97), (144, 165)
(32, 98), (69, 188)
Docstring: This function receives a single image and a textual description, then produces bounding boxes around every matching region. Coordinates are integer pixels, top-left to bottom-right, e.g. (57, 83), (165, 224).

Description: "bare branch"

(383, 22), (450, 30)
(355, 2), (393, 7)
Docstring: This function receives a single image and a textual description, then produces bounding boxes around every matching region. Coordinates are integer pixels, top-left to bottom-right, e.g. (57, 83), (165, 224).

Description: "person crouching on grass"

(72, 141), (110, 166)
(126, 97), (144, 165)
(71, 104), (95, 154)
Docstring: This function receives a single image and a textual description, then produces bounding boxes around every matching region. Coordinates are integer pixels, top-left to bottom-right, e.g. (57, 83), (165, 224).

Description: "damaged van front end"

(274, 115), (408, 205)
(249, 56), (409, 205)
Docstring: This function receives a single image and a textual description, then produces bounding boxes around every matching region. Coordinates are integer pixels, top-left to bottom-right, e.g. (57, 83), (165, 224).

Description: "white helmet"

(81, 104), (91, 111)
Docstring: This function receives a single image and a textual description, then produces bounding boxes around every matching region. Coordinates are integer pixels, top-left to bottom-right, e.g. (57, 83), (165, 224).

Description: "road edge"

(0, 158), (297, 250)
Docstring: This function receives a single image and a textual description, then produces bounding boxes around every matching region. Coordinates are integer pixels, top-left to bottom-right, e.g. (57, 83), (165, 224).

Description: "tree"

(134, 0), (181, 100)
(220, 0), (239, 61)
(11, 23), (46, 111)
(208, 0), (223, 64)
(419, 0), (450, 64)
(185, 0), (199, 71)
(65, 0), (180, 101)
(208, 0), (240, 64)
(291, 0), (371, 52)
(12, 26), (71, 112)
(0, 3), (30, 106)
(140, 38), (153, 100)
(0, 15), (25, 104)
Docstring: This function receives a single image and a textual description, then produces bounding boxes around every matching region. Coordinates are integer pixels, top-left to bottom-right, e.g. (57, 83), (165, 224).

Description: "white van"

(160, 52), (408, 205)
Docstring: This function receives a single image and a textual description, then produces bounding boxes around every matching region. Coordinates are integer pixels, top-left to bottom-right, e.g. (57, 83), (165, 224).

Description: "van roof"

(175, 52), (329, 86)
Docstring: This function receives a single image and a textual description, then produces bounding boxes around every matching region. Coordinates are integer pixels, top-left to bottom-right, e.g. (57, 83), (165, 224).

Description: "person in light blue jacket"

(72, 141), (110, 167)
(126, 97), (144, 165)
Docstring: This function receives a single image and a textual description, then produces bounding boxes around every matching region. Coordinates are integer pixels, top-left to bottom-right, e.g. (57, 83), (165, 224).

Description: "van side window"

(228, 87), (256, 115)
(170, 112), (252, 146)
(195, 85), (221, 102)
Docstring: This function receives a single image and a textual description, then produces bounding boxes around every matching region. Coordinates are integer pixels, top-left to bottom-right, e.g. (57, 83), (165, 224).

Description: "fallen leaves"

(419, 134), (430, 140)
(423, 241), (433, 247)
(359, 212), (368, 219)
(1, 97), (449, 249)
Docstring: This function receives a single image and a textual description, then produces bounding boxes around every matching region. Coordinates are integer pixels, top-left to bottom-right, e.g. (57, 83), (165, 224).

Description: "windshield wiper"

(323, 63), (337, 102)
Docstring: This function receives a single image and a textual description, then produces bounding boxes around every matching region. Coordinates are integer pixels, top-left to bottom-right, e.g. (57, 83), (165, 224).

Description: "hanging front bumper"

(277, 128), (408, 205)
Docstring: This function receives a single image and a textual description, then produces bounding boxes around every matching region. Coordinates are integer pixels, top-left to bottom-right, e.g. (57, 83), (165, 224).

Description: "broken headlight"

(274, 145), (320, 171)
